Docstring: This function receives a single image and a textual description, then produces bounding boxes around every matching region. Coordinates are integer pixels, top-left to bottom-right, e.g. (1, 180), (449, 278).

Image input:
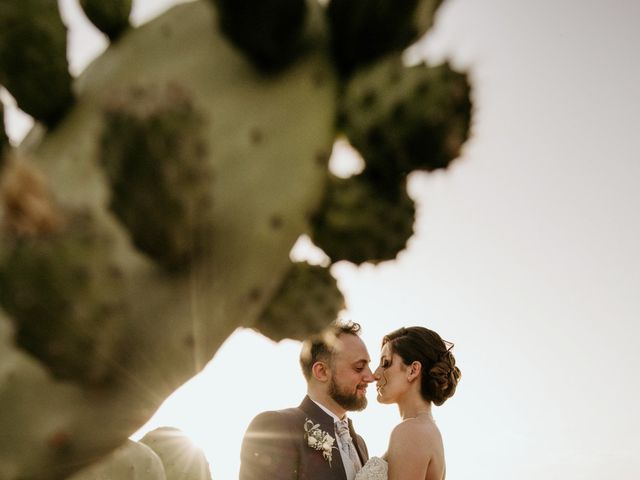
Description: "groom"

(239, 321), (374, 480)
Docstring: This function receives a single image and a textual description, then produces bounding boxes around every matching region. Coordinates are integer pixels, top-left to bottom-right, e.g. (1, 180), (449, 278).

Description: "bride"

(356, 327), (461, 480)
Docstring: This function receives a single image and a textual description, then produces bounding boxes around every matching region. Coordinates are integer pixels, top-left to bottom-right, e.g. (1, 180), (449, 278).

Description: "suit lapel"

(348, 418), (368, 467)
(299, 397), (348, 480)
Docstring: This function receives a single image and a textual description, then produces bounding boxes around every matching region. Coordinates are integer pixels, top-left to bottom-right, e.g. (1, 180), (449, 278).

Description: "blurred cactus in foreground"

(68, 428), (211, 480)
(0, 0), (473, 478)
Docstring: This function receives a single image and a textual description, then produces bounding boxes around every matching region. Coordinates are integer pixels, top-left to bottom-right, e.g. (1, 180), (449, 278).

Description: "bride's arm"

(386, 421), (430, 480)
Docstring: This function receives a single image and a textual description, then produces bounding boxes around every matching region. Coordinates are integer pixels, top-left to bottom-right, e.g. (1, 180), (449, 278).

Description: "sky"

(3, 1), (640, 479)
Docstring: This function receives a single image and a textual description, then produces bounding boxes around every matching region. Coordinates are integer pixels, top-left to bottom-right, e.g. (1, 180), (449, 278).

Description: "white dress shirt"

(310, 399), (360, 480)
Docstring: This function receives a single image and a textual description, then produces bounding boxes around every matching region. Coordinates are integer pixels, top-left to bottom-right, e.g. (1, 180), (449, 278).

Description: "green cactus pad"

(212, 0), (308, 71)
(311, 174), (415, 264)
(340, 55), (472, 187)
(79, 0), (132, 41)
(100, 84), (215, 272)
(0, 0), (73, 126)
(0, 309), (137, 480)
(140, 427), (211, 480)
(69, 440), (166, 480)
(254, 261), (344, 341)
(327, 0), (443, 75)
(0, 210), (129, 385)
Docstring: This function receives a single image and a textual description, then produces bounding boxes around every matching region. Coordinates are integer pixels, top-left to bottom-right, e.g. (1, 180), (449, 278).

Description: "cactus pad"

(0, 206), (128, 385)
(140, 427), (212, 480)
(340, 55), (472, 186)
(100, 84), (214, 271)
(79, 0), (132, 41)
(0, 0), (74, 126)
(254, 261), (344, 341)
(211, 0), (309, 71)
(68, 440), (166, 480)
(311, 174), (415, 264)
(327, 0), (443, 75)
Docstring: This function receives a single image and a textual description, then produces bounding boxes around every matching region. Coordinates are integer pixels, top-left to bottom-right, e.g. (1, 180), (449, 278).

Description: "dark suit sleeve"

(239, 411), (299, 480)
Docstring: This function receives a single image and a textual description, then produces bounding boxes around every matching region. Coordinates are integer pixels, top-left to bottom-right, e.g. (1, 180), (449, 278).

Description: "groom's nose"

(362, 366), (375, 383)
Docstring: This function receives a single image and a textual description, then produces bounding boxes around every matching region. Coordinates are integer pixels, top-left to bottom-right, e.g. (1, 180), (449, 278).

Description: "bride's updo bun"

(382, 326), (461, 406)
(428, 350), (461, 406)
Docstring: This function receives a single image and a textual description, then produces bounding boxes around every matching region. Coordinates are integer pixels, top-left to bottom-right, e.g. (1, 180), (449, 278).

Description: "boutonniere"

(303, 418), (336, 465)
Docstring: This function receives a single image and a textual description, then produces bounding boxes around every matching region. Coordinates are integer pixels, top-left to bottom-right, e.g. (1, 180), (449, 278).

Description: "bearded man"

(239, 321), (374, 480)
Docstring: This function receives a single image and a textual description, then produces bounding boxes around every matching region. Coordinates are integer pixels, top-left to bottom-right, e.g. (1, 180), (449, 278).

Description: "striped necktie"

(335, 419), (362, 472)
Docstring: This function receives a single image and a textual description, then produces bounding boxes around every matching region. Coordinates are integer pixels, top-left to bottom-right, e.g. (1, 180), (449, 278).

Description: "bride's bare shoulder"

(389, 417), (443, 453)
(384, 419), (443, 478)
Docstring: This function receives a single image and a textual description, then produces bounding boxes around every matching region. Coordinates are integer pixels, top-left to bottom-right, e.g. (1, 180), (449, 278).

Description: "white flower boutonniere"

(303, 418), (336, 466)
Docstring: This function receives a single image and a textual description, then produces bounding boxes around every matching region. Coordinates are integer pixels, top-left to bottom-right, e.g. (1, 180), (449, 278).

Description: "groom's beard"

(329, 377), (368, 411)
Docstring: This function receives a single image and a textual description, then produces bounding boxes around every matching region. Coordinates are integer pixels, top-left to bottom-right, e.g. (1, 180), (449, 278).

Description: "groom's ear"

(311, 361), (330, 383)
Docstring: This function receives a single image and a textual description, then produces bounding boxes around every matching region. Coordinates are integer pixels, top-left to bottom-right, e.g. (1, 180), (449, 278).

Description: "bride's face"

(374, 343), (409, 404)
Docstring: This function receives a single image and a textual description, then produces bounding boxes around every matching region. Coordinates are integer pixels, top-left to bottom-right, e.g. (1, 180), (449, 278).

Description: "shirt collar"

(310, 398), (347, 423)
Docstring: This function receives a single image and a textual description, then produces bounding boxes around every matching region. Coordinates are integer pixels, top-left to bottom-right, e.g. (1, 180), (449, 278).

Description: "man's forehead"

(334, 334), (370, 361)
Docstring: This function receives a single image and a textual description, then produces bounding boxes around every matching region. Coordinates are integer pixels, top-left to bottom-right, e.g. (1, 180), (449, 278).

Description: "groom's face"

(327, 334), (374, 411)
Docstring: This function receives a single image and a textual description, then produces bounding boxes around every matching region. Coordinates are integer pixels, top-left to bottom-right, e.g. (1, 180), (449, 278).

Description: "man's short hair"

(299, 320), (362, 380)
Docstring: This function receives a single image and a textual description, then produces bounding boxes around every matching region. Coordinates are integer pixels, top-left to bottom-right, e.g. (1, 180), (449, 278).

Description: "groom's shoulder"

(240, 407), (307, 478)
(243, 406), (307, 446)
(249, 406), (306, 427)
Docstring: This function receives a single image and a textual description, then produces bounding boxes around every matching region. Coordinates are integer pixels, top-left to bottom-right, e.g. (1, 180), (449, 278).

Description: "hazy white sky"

(4, 1), (639, 479)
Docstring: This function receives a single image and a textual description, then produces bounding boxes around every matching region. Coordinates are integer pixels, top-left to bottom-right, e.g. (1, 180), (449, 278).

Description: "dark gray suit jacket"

(239, 396), (369, 480)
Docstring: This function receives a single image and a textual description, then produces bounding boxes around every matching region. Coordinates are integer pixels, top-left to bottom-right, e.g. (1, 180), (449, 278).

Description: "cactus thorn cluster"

(100, 83), (215, 271)
(0, 156), (63, 237)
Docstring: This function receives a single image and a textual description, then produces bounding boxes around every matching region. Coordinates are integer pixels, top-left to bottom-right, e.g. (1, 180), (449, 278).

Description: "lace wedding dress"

(355, 456), (388, 480)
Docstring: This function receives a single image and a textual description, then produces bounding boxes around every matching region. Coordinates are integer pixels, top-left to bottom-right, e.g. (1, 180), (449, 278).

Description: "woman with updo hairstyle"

(382, 326), (461, 406)
(354, 326), (461, 480)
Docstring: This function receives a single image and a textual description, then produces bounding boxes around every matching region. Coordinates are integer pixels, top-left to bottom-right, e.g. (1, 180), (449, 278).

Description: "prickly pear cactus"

(68, 439), (166, 480)
(140, 427), (211, 480)
(0, 0), (473, 479)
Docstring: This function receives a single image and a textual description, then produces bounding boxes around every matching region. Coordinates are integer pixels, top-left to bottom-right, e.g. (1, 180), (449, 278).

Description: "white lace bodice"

(355, 456), (388, 480)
